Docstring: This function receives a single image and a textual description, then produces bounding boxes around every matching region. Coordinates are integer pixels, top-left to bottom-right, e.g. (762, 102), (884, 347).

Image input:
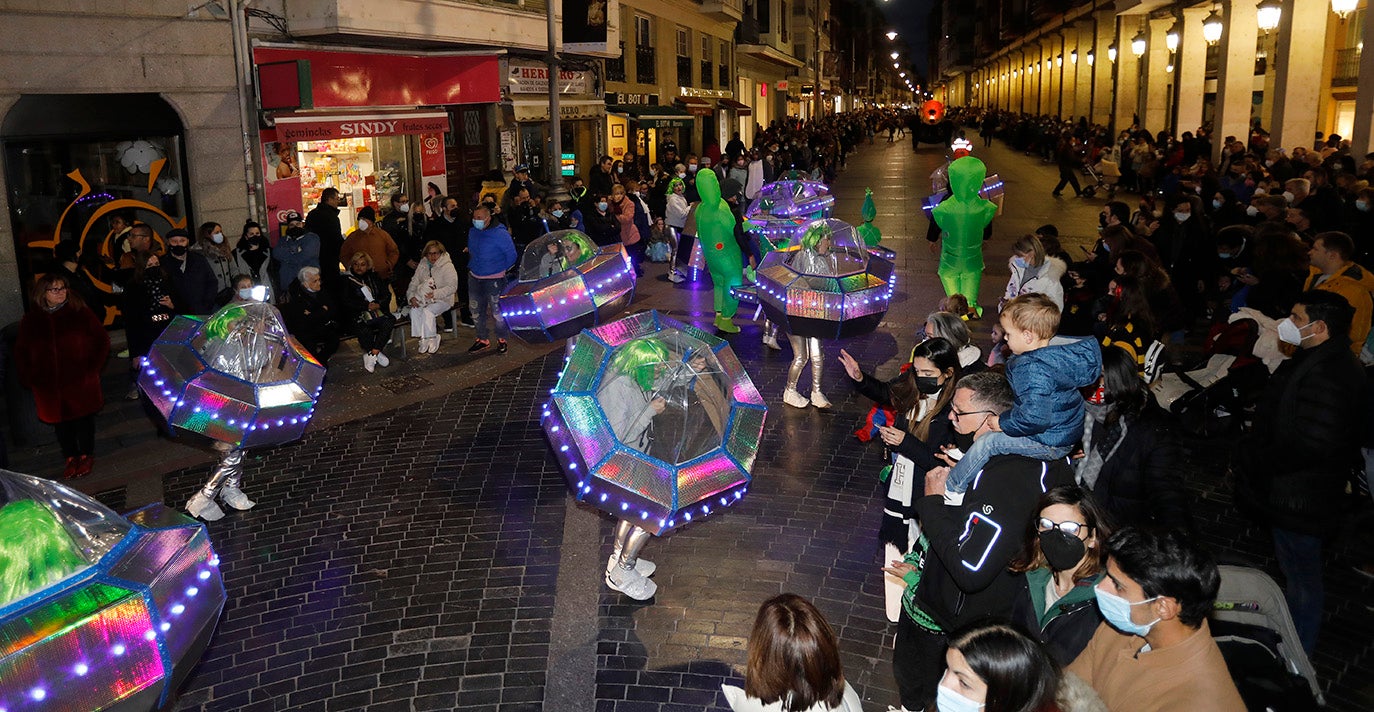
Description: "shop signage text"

(276, 112), (451, 142)
(607, 92), (659, 105)
(509, 61), (591, 94)
(678, 87), (732, 99)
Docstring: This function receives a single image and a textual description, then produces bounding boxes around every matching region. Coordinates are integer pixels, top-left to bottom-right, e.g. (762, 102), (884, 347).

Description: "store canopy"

(717, 98), (752, 116)
(605, 104), (694, 129)
(676, 96), (715, 116)
(273, 109), (450, 142)
(509, 98), (607, 123)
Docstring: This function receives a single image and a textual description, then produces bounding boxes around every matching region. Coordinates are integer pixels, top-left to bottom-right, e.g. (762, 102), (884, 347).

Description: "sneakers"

(459, 318), (476, 329)
(125, 385), (141, 400)
(116, 348), (130, 358)
(606, 565), (658, 601)
(714, 314), (740, 333)
(219, 486), (256, 511)
(429, 334), (442, 353)
(363, 353), (377, 372)
(375, 351), (390, 368)
(468, 339), (490, 353)
(185, 492), (225, 521)
(497, 340), (508, 354)
(810, 390), (833, 409)
(607, 555), (657, 577)
(667, 270), (686, 284)
(782, 388), (810, 408)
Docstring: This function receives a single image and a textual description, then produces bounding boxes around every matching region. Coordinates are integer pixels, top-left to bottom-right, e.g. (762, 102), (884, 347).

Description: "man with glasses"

(881, 371), (1075, 712)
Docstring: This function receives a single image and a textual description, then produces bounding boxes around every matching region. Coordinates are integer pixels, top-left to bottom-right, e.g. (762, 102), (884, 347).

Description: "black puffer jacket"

(1234, 339), (1365, 535)
(1084, 405), (1192, 533)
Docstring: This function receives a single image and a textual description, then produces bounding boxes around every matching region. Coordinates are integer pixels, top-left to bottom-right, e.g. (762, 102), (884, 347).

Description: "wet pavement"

(10, 135), (1372, 710)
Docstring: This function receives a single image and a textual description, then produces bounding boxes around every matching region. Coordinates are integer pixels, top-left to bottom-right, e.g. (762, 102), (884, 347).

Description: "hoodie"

(1000, 335), (1103, 448)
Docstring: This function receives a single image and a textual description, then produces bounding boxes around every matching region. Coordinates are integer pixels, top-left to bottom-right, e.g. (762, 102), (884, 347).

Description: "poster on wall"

(499, 128), (518, 173)
(419, 133), (448, 218)
(563, 0), (619, 55)
(262, 136), (305, 243)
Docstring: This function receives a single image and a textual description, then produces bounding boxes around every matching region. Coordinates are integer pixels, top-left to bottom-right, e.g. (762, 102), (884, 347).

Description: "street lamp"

(1166, 22), (1180, 52)
(886, 30), (898, 40)
(1056, 53), (1063, 67)
(1331, 0), (1357, 18)
(1202, 9), (1224, 44)
(891, 51), (900, 59)
(1107, 42), (1117, 62)
(1256, 0), (1282, 32)
(1069, 49), (1077, 63)
(1131, 29), (1147, 57)
(1086, 48), (1094, 66)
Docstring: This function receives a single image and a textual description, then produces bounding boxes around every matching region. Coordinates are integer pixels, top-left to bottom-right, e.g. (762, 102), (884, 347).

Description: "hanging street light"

(1331, 0), (1357, 18)
(1203, 9), (1224, 44)
(1056, 53), (1063, 67)
(1086, 48), (1095, 66)
(1166, 21), (1180, 51)
(891, 51), (900, 59)
(886, 30), (898, 40)
(1131, 29), (1148, 56)
(1070, 49), (1078, 63)
(1256, 0), (1282, 32)
(1107, 42), (1118, 62)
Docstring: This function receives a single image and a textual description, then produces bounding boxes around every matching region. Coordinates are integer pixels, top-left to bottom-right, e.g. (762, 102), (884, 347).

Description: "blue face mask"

(1212, 199), (1223, 210)
(1217, 252), (1232, 260)
(1011, 255), (1028, 270)
(552, 209), (565, 218)
(237, 287), (255, 301)
(472, 219), (486, 230)
(1095, 583), (1160, 636)
(936, 683), (985, 712)
(597, 201), (609, 212)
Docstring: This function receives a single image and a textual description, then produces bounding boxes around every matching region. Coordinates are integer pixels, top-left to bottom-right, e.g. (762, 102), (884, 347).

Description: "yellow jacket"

(1305, 262), (1374, 353)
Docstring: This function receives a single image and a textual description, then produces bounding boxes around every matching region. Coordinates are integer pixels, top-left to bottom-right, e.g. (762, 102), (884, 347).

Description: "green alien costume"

(856, 188), (881, 247)
(694, 170), (744, 333)
(932, 156), (998, 316)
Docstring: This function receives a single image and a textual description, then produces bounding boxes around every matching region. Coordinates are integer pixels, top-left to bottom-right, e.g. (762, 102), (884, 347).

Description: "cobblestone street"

(104, 138), (1374, 711)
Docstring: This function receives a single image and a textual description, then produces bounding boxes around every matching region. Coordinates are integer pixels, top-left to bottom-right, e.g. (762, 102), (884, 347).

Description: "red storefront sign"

(273, 110), (451, 142)
(254, 47), (500, 109)
(420, 133), (445, 175)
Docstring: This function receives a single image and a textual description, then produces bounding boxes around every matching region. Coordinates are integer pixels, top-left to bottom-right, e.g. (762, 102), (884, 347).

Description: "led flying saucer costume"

(542, 311), (766, 601)
(500, 230), (636, 343)
(932, 156), (1000, 318)
(137, 294), (325, 521)
(0, 469), (226, 711)
(777, 223), (840, 408)
(742, 178), (838, 349)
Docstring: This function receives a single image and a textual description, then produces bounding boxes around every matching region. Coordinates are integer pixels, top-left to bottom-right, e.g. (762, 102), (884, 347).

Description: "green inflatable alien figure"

(932, 156), (998, 317)
(695, 170), (743, 333)
(856, 188), (881, 247)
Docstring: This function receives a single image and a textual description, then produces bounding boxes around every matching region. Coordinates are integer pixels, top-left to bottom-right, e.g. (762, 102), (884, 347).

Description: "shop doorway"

(447, 107), (490, 203)
(701, 113), (717, 157)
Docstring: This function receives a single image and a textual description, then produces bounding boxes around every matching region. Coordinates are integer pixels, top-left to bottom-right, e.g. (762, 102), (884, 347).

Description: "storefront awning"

(508, 98), (607, 122)
(717, 98), (752, 115)
(676, 96), (715, 116)
(605, 104), (694, 129)
(273, 109), (450, 142)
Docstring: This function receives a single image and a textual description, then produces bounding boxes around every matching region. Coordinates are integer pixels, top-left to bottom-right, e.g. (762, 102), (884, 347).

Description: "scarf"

(1076, 402), (1128, 488)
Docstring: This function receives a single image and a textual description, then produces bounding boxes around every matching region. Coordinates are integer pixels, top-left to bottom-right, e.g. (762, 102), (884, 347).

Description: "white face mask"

(1173, 211), (1191, 223)
(397, 203), (410, 214)
(1276, 317), (1311, 346)
(211, 232), (225, 244)
(1212, 199), (1223, 210)
(935, 682), (985, 712)
(1246, 205), (1260, 217)
(1357, 200), (1369, 212)
(358, 219), (371, 231)
(1283, 191), (1295, 204)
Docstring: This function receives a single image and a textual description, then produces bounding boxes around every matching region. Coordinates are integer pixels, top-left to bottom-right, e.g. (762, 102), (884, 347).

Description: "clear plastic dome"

(595, 331), (731, 465)
(0, 470), (131, 608)
(191, 301), (314, 384)
(517, 230), (599, 282)
(783, 218), (869, 278)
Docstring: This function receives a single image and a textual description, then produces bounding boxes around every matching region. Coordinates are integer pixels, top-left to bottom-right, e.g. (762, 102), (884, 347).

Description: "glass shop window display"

(296, 136), (407, 233)
(595, 332), (731, 464)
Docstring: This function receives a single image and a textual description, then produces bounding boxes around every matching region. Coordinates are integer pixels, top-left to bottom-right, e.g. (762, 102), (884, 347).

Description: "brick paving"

(115, 136), (1374, 710)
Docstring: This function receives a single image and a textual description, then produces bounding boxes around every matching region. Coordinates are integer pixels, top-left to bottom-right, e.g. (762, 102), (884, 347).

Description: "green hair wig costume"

(0, 499), (87, 606)
(559, 232), (598, 266)
(609, 337), (670, 392)
(800, 222), (834, 252)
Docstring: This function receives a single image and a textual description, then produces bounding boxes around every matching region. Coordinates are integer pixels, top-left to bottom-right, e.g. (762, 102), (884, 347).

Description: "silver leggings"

(612, 520), (651, 570)
(787, 334), (824, 393)
(200, 447), (245, 499)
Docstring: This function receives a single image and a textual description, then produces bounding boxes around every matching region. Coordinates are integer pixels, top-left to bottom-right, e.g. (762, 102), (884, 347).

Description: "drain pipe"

(230, 0), (263, 224)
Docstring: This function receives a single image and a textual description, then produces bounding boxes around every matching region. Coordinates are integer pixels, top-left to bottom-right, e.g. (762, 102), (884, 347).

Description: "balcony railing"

(1334, 47), (1360, 87)
(719, 64), (731, 87)
(606, 41), (626, 82)
(677, 56), (693, 87)
(701, 60), (714, 88)
(636, 45), (656, 83)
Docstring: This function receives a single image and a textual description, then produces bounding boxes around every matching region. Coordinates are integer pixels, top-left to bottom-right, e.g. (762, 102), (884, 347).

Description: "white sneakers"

(606, 564), (658, 600)
(375, 351), (390, 367)
(418, 335), (441, 354)
(810, 390), (832, 409)
(667, 269), (686, 284)
(363, 353), (377, 372)
(783, 388), (810, 408)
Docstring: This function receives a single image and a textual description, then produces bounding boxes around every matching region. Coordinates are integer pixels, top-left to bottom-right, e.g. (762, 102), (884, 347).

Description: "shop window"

(295, 136), (410, 233)
(2, 93), (188, 324)
(677, 28), (690, 58)
(635, 16), (652, 49)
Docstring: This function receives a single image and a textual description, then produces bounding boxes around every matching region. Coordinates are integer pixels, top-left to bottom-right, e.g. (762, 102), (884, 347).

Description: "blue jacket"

(1000, 336), (1102, 448)
(273, 230), (321, 289)
(467, 222), (517, 277)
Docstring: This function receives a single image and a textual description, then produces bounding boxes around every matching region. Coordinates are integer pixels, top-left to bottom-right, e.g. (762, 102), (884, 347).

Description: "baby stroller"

(1081, 158), (1120, 199)
(1150, 317), (1269, 436)
(1212, 564), (1325, 709)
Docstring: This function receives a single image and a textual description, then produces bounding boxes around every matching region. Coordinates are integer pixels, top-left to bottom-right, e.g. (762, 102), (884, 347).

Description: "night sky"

(879, 0), (935, 82)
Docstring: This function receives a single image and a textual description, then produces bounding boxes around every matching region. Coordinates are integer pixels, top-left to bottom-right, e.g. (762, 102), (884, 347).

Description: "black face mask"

(286, 226), (306, 239)
(915, 376), (942, 395)
(1038, 529), (1088, 572)
(952, 430), (976, 453)
(168, 244), (189, 257)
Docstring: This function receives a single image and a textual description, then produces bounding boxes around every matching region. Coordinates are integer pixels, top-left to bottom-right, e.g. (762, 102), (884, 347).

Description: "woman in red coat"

(16, 272), (110, 478)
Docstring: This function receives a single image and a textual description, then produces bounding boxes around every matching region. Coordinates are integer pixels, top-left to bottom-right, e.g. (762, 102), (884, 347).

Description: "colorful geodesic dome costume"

(0, 469), (226, 711)
(694, 170), (744, 333)
(744, 178), (836, 259)
(137, 298), (325, 521)
(932, 156), (999, 316)
(542, 311), (766, 599)
(500, 230), (636, 343)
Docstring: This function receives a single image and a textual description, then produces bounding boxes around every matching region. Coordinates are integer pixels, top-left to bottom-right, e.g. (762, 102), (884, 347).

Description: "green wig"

(801, 222), (834, 252)
(609, 337), (670, 391)
(204, 304), (247, 341)
(667, 177), (685, 194)
(560, 232), (598, 266)
(0, 499), (87, 606)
